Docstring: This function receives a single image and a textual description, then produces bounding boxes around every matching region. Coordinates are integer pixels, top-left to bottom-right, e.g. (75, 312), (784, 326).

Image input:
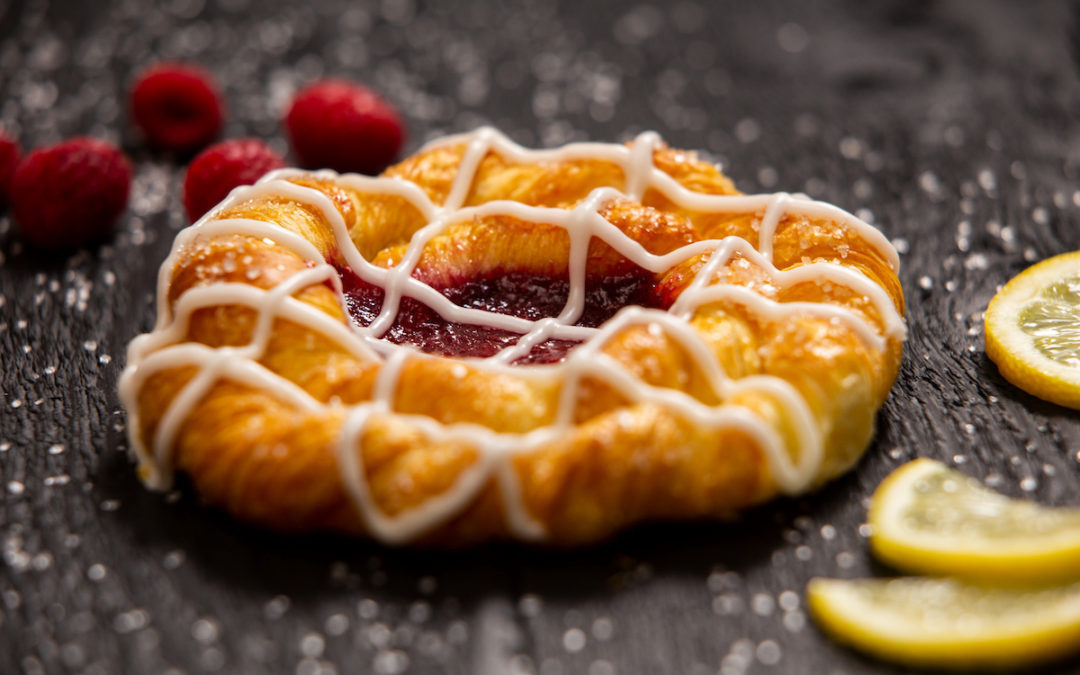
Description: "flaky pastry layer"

(120, 129), (904, 545)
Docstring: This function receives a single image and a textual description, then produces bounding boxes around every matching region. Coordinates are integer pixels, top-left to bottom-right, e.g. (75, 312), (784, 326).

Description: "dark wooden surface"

(3, 0), (1080, 673)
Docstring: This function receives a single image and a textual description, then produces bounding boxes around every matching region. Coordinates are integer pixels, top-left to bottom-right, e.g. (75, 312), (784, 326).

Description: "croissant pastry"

(119, 128), (905, 546)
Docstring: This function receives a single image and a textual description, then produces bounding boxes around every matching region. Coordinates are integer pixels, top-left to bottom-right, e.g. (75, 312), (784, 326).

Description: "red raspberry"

(183, 138), (285, 222)
(12, 137), (132, 249)
(130, 62), (225, 153)
(0, 130), (20, 206)
(285, 79), (404, 174)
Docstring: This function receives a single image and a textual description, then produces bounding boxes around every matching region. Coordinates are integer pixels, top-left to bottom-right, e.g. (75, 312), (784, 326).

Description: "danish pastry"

(118, 128), (905, 545)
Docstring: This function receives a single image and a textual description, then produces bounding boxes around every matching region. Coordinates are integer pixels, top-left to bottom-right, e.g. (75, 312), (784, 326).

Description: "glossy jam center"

(337, 266), (659, 364)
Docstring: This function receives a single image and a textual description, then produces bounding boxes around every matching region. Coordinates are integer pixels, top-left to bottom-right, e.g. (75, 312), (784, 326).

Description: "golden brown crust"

(126, 133), (904, 546)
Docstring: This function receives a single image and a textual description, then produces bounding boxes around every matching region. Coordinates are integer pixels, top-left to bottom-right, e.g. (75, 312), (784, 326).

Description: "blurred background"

(4, 0), (1077, 207)
(3, 1), (1080, 674)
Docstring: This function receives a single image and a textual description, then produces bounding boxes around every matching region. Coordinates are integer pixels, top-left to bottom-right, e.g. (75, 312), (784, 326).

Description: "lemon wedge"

(807, 576), (1080, 669)
(985, 251), (1080, 409)
(868, 458), (1080, 583)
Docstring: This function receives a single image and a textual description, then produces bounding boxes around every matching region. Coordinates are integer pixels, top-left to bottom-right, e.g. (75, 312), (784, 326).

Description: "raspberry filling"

(337, 266), (661, 364)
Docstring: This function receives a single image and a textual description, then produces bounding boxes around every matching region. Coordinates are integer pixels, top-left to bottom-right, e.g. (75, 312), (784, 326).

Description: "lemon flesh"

(1018, 275), (1080, 367)
(869, 458), (1080, 583)
(807, 576), (1080, 670)
(986, 251), (1080, 409)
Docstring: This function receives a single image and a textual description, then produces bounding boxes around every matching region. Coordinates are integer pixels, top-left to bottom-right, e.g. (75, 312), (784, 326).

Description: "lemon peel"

(986, 250), (1080, 409)
(868, 458), (1080, 584)
(807, 576), (1080, 670)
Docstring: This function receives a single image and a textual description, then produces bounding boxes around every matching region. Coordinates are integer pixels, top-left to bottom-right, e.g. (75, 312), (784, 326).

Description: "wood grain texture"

(3, 0), (1080, 673)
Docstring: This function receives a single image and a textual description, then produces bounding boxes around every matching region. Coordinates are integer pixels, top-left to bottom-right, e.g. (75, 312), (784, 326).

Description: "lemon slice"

(985, 251), (1080, 409)
(807, 576), (1080, 669)
(868, 458), (1080, 583)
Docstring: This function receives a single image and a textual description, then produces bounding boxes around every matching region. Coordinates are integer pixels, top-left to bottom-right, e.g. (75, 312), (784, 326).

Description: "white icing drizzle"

(625, 131), (660, 201)
(118, 127), (905, 542)
(756, 192), (792, 262)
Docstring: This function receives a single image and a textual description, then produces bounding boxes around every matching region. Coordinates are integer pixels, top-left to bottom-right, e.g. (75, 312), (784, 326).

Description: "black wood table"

(3, 1), (1080, 673)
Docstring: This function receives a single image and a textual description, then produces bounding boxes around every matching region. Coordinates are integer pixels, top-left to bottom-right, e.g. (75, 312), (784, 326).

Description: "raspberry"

(285, 79), (404, 174)
(12, 137), (132, 249)
(130, 62), (225, 153)
(183, 138), (285, 222)
(0, 129), (20, 206)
